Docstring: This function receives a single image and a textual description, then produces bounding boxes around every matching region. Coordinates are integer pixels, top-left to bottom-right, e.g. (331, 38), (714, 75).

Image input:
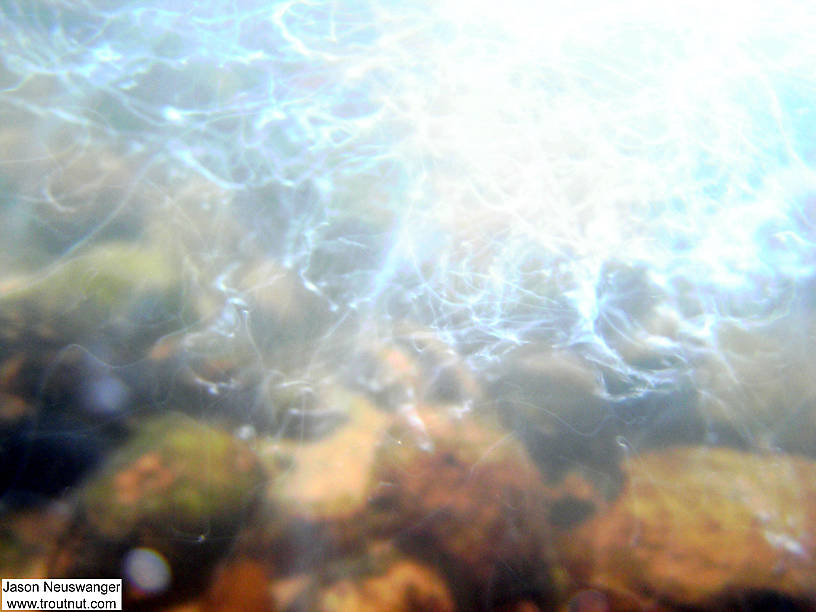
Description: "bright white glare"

(1, 0), (814, 375)
(389, 0), (816, 294)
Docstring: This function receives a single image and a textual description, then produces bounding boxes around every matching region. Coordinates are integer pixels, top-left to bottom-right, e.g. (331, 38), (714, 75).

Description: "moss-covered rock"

(559, 446), (816, 610)
(1, 241), (191, 363)
(52, 414), (266, 599)
(366, 407), (563, 610)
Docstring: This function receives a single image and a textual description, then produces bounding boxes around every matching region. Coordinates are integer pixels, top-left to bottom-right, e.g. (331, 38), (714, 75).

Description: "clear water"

(1, 0), (815, 610)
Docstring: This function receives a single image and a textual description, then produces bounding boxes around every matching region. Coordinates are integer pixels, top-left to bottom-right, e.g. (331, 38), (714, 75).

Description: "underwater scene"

(1, 0), (816, 610)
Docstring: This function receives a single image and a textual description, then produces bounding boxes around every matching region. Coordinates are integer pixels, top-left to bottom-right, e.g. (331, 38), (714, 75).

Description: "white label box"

(1, 579), (122, 611)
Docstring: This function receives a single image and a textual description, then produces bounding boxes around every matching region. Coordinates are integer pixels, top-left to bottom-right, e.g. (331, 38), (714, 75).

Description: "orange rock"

(203, 559), (274, 612)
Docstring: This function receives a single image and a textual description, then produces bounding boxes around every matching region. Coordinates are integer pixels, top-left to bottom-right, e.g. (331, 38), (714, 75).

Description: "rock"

(145, 175), (238, 266)
(559, 446), (816, 610)
(0, 504), (70, 578)
(344, 338), (421, 411)
(366, 407), (562, 610)
(561, 589), (610, 612)
(593, 261), (684, 372)
(486, 347), (623, 493)
(347, 323), (481, 411)
(494, 601), (543, 612)
(273, 543), (454, 612)
(544, 472), (609, 532)
(0, 241), (190, 364)
(237, 258), (334, 370)
(256, 378), (351, 441)
(269, 574), (310, 612)
(51, 414), (266, 601)
(0, 242), (198, 505)
(154, 604), (201, 612)
(0, 328), (132, 505)
(312, 556), (454, 612)
(202, 559), (275, 612)
(692, 314), (816, 456)
(138, 329), (266, 429)
(258, 391), (391, 567)
(0, 134), (149, 265)
(304, 215), (395, 306)
(395, 327), (480, 405)
(137, 333), (353, 439)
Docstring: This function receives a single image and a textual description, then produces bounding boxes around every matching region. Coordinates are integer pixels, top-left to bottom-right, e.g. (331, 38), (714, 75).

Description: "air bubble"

(123, 548), (171, 596)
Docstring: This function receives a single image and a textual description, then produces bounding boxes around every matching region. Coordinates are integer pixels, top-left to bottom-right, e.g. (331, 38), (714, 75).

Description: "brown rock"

(560, 446), (816, 610)
(367, 407), (561, 610)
